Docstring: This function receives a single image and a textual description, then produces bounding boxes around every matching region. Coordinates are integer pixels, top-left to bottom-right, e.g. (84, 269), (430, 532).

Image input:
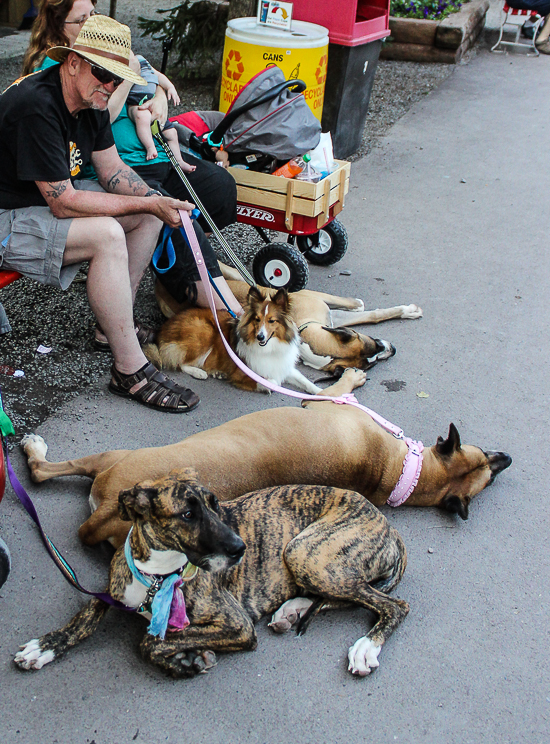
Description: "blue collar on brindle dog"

(124, 528), (196, 639)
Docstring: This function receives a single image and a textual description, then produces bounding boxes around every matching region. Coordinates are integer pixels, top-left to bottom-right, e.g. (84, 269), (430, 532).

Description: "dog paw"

(180, 366), (208, 380)
(342, 367), (367, 388)
(171, 649), (217, 677)
(269, 597), (313, 634)
(349, 299), (365, 312)
(347, 636), (381, 676)
(20, 434), (48, 459)
(14, 639), (55, 671)
(401, 304), (423, 320)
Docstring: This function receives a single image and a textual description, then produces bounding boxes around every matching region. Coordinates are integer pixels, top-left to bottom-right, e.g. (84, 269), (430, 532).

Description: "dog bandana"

(124, 530), (192, 639)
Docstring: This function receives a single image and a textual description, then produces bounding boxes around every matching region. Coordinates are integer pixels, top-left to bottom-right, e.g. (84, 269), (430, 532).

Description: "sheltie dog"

(144, 286), (322, 394)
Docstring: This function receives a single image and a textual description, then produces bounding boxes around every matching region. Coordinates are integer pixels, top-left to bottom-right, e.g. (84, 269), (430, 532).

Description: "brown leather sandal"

(94, 320), (158, 352)
(109, 362), (200, 413)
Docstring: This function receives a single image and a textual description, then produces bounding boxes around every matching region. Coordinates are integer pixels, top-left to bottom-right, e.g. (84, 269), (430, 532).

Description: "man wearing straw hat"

(0, 15), (200, 413)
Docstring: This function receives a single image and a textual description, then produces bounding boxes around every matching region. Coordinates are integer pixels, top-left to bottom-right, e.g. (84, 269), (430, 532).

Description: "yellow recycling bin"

(220, 17), (329, 122)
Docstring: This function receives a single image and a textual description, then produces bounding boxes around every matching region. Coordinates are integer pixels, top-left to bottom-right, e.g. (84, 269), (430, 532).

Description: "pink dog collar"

(386, 438), (424, 507)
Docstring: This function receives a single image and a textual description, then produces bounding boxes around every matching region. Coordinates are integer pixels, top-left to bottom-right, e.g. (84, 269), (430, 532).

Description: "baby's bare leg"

(162, 128), (195, 172)
(128, 106), (157, 160)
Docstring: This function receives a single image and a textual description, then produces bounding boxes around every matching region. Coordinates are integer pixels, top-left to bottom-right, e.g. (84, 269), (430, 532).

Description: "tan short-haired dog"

(21, 369), (512, 552)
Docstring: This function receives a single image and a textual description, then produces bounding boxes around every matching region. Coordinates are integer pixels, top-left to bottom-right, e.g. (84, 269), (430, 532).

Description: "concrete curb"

(380, 0), (490, 63)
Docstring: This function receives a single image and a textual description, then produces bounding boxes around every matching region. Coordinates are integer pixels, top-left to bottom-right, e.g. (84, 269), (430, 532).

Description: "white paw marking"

(350, 299), (365, 312)
(299, 342), (332, 371)
(20, 434), (48, 459)
(268, 597), (313, 633)
(401, 304), (422, 320)
(15, 639), (55, 670)
(180, 366), (208, 380)
(347, 636), (381, 676)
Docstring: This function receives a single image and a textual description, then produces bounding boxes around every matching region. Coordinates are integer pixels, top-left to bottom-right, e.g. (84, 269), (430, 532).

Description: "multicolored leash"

(0, 387), (128, 609)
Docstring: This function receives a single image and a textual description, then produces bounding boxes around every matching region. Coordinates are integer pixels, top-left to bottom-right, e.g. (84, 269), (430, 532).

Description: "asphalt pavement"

(1, 40), (549, 744)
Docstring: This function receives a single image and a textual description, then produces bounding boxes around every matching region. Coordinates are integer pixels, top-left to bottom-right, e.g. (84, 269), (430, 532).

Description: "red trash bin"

(292, 0), (390, 158)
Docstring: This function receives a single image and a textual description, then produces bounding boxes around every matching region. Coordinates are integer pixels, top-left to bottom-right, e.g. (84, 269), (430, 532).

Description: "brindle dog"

(15, 472), (408, 678)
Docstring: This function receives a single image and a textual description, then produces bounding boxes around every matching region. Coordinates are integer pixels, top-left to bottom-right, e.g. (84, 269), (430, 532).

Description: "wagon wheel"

(252, 243), (309, 291)
(296, 220), (349, 266)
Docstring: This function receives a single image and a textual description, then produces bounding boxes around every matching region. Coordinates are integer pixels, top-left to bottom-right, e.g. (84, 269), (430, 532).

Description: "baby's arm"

(154, 69), (181, 106)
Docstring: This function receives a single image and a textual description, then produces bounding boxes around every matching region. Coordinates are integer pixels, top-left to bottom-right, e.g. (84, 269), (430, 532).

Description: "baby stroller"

(168, 66), (350, 291)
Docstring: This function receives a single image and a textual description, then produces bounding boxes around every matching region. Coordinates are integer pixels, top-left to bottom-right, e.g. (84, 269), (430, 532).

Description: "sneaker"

(536, 37), (550, 53)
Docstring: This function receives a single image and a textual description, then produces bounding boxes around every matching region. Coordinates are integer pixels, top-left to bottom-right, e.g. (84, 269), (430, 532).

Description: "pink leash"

(178, 210), (423, 507)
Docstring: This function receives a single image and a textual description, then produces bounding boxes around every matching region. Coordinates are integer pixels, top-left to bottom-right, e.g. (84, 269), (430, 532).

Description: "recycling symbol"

(225, 49), (245, 81)
(315, 54), (327, 85)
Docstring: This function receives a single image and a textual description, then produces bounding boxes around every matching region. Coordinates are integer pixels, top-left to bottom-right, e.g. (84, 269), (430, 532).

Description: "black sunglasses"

(89, 63), (124, 88)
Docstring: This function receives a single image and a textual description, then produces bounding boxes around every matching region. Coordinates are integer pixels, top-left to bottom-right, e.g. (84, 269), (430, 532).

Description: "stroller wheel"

(253, 243), (309, 292)
(296, 219), (349, 266)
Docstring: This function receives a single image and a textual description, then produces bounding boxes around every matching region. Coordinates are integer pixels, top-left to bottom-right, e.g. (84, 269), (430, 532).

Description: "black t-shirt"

(0, 65), (114, 209)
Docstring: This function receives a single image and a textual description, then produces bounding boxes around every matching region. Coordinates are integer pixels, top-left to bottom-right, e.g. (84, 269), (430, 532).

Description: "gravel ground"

(0, 0), (458, 437)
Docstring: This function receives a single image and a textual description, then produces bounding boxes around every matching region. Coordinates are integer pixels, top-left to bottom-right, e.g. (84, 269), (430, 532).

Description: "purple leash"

(0, 392), (128, 609)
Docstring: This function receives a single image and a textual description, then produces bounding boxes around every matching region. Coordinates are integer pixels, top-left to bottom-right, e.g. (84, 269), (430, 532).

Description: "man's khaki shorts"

(0, 181), (104, 290)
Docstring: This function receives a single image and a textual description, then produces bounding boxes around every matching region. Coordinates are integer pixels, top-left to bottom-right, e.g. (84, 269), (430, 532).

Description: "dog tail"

(143, 343), (162, 368)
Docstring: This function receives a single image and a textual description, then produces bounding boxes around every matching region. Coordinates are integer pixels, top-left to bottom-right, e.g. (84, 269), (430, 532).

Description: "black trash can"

(292, 0), (390, 159)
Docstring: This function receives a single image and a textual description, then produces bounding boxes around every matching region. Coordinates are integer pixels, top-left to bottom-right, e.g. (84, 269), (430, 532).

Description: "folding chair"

(0, 270), (21, 289)
(490, 4), (545, 55)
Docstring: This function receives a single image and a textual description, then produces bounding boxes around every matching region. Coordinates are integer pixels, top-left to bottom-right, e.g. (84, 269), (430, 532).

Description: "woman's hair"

(21, 0), (97, 76)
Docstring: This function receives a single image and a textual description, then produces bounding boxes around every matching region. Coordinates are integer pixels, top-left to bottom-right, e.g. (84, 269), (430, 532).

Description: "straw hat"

(47, 15), (146, 86)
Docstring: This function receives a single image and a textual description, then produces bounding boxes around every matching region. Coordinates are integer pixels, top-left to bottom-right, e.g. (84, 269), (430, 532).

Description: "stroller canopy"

(172, 66), (321, 162)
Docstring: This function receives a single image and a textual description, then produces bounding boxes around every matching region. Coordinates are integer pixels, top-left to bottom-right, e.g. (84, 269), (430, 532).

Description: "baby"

(127, 55), (196, 173)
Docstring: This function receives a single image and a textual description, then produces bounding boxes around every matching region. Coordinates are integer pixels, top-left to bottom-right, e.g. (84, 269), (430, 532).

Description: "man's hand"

(139, 86), (168, 126)
(149, 196), (195, 228)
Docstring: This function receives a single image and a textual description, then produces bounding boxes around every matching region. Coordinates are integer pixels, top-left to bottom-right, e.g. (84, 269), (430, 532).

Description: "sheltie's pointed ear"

(272, 288), (289, 309)
(247, 285), (264, 306)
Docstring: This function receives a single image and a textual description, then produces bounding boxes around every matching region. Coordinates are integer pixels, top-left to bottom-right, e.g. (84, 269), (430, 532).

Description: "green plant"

(138, 1), (229, 79)
(390, 0), (463, 20)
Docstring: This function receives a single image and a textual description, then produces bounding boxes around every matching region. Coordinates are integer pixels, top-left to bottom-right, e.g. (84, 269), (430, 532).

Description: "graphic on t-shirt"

(70, 142), (83, 177)
(1, 69), (43, 94)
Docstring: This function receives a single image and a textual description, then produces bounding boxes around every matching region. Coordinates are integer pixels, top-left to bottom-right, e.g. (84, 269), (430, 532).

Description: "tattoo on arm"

(106, 167), (152, 196)
(45, 180), (69, 199)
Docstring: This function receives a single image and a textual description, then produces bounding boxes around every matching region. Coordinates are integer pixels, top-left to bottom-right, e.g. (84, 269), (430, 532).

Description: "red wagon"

(229, 159), (350, 291)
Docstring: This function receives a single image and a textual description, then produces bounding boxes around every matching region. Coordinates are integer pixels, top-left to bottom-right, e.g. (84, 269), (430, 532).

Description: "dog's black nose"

(374, 338), (396, 357)
(485, 451), (512, 476)
(227, 539), (246, 561)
